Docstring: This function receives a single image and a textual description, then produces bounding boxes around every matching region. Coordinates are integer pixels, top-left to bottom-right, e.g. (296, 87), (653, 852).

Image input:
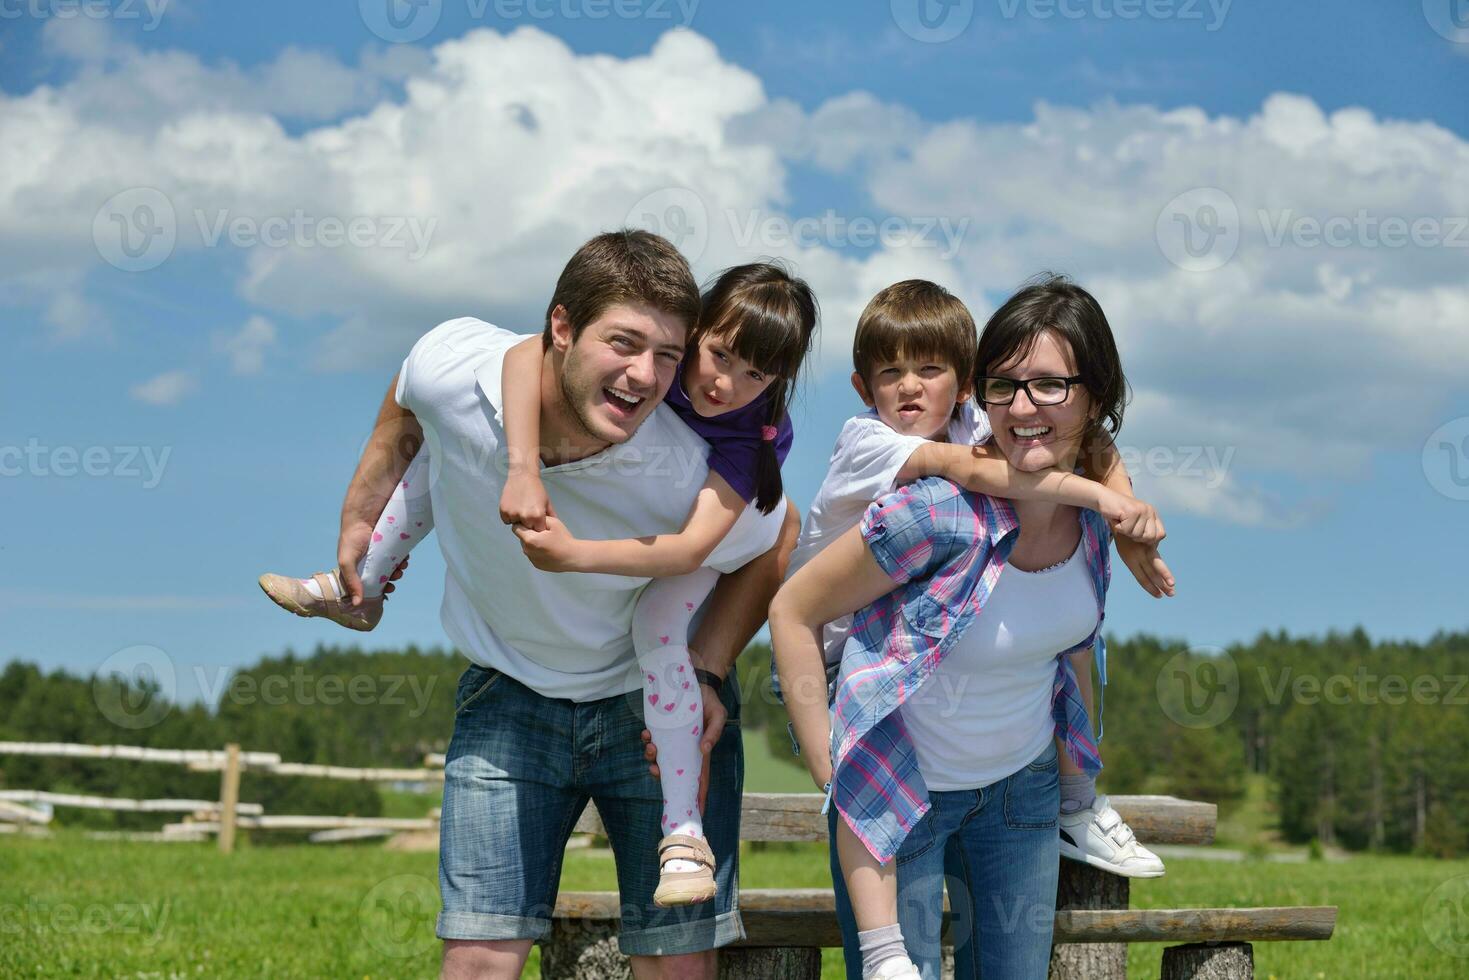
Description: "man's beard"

(558, 347), (616, 447)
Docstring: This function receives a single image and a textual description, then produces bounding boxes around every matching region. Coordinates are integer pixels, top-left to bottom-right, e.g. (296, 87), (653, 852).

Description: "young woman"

(772, 275), (1145, 979)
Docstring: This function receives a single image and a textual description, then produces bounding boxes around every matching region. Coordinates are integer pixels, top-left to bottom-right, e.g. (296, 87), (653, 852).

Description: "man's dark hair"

(543, 230), (701, 349)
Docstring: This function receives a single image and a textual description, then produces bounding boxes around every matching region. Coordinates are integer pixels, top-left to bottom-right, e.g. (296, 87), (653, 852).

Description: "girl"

(771, 276), (1147, 979)
(260, 262), (818, 908)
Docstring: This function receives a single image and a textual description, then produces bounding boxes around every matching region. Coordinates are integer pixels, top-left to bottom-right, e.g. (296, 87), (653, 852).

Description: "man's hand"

(641, 681), (727, 813)
(337, 524), (410, 607)
(337, 521), (376, 607)
(500, 471), (554, 532)
(1095, 486), (1165, 545)
(511, 516), (584, 572)
(1115, 535), (1176, 598)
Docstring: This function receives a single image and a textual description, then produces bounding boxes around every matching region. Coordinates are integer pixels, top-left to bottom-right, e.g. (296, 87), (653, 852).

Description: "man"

(336, 230), (800, 979)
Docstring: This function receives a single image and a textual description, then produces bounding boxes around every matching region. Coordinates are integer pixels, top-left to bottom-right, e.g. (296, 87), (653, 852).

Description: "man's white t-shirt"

(787, 401), (992, 671)
(395, 317), (785, 702)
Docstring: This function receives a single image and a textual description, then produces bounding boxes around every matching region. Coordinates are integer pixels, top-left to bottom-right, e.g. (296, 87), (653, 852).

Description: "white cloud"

(216, 315), (276, 375)
(3, 27), (1467, 526)
(130, 370), (197, 406)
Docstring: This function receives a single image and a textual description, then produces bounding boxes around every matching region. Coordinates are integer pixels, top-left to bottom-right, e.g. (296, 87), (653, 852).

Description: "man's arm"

(336, 372), (424, 606)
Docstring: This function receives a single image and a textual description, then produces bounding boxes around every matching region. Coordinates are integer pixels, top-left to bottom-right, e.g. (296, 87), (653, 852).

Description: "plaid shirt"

(829, 476), (1111, 862)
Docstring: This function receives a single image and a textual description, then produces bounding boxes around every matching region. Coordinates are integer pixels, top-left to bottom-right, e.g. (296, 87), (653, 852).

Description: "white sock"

(299, 571), (341, 601)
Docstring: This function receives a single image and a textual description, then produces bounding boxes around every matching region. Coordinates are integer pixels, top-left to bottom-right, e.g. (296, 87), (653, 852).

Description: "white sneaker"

(870, 956), (922, 980)
(1059, 794), (1166, 878)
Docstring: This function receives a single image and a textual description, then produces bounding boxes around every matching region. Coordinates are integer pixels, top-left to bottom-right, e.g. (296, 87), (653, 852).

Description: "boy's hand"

(1096, 486), (1165, 545)
(499, 472), (554, 532)
(511, 515), (584, 572)
(641, 681), (728, 813)
(1115, 536), (1176, 598)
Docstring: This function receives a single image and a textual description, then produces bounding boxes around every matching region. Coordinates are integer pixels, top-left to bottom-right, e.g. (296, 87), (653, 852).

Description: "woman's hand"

(511, 516), (585, 572)
(1095, 486), (1165, 545)
(1115, 535), (1176, 598)
(499, 471), (554, 532)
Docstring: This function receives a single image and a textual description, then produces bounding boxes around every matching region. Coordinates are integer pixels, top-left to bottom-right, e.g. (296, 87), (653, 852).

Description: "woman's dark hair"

(691, 262), (819, 514)
(975, 274), (1128, 456)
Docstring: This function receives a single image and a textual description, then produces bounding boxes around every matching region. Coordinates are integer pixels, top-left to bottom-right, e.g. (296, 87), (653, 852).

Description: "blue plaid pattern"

(829, 477), (1111, 862)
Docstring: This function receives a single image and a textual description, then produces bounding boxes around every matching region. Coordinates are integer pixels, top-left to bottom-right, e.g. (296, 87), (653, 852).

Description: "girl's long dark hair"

(690, 262), (818, 514)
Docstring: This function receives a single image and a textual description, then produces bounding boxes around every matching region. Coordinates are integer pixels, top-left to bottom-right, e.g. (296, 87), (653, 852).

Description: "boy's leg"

(1057, 649), (1165, 877)
(586, 666), (746, 970)
(437, 664), (588, 965)
(1058, 647), (1095, 790)
(836, 817), (925, 978)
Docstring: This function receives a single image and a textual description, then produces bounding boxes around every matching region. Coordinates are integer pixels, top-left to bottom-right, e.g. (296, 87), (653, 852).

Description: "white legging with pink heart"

(356, 449), (715, 851)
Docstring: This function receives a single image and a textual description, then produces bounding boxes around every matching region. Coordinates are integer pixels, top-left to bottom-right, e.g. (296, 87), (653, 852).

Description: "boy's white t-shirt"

(787, 401), (992, 670)
(395, 317), (785, 702)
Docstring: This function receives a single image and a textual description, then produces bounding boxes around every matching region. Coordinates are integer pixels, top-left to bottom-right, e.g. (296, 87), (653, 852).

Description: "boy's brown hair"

(543, 229), (702, 349)
(852, 279), (978, 387)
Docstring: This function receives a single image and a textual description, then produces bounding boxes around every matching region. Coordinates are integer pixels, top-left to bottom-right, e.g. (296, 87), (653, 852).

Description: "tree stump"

(539, 923), (820, 980)
(1160, 942), (1254, 980)
(1048, 862), (1128, 980)
(541, 920), (629, 979)
(720, 948), (821, 979)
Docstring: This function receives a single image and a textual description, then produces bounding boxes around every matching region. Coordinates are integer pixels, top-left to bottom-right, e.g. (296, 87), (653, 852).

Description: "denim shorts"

(829, 741), (1061, 980)
(436, 663), (745, 956)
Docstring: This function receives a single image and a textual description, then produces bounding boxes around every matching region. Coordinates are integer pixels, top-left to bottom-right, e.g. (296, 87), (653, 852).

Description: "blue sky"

(4, 0), (1467, 705)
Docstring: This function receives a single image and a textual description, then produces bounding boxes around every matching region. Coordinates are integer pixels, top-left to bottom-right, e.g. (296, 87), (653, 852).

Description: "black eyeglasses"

(976, 375), (1084, 407)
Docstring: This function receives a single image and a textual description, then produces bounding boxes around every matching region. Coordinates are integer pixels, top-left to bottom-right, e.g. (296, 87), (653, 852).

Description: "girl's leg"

(631, 567), (720, 870)
(298, 447), (435, 601)
(353, 447), (435, 598)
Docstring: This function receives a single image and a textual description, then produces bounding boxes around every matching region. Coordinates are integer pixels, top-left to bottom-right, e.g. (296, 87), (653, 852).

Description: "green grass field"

(3, 734), (1467, 978)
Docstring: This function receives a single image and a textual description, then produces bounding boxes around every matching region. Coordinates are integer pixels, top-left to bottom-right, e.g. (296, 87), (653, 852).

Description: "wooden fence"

(0, 740), (442, 853)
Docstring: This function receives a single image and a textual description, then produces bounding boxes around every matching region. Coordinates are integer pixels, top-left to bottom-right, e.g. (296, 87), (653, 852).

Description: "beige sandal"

(257, 571), (383, 632)
(652, 833), (717, 908)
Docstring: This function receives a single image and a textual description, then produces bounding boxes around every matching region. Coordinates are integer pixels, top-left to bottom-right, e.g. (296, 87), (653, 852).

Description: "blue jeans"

(436, 663), (745, 955)
(828, 742), (1060, 979)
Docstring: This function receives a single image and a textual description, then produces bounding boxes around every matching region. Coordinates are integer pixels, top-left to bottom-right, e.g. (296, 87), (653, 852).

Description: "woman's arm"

(512, 471), (747, 577)
(499, 337), (554, 531)
(769, 525), (906, 790)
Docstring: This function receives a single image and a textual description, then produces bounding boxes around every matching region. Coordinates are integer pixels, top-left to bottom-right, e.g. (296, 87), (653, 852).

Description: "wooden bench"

(546, 793), (1335, 979)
